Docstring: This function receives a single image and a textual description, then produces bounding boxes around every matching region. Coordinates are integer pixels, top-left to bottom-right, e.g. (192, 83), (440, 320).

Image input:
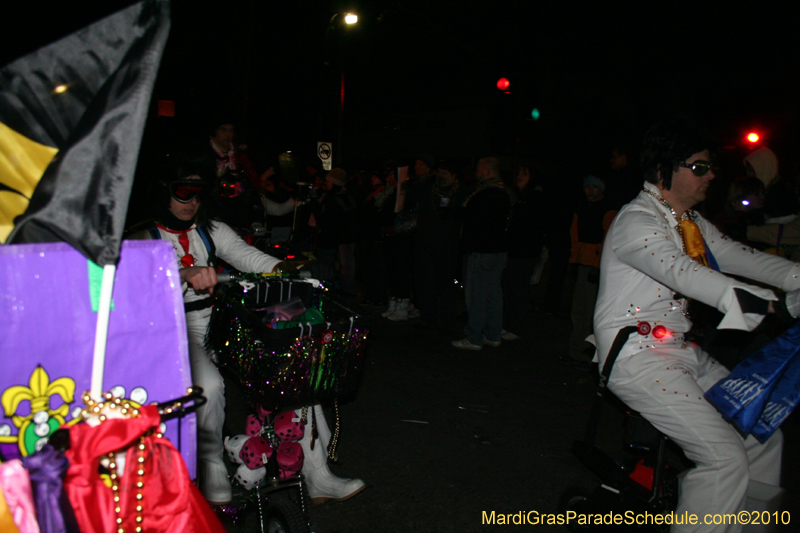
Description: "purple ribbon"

(22, 445), (80, 533)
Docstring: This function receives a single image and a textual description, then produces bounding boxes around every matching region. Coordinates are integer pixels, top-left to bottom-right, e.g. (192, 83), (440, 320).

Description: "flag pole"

(90, 263), (116, 400)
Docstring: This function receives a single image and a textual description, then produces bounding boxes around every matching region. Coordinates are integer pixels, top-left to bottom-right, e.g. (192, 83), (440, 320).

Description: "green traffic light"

(531, 108), (540, 120)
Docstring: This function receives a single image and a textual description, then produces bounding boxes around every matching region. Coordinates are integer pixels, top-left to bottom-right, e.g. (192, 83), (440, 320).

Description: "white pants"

(186, 308), (225, 463)
(609, 344), (782, 533)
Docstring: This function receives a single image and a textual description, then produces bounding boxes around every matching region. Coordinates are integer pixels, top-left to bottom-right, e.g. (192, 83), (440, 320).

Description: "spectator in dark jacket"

(312, 168), (358, 294)
(411, 159), (469, 331)
(501, 163), (546, 340)
(452, 157), (511, 350)
(563, 175), (616, 368)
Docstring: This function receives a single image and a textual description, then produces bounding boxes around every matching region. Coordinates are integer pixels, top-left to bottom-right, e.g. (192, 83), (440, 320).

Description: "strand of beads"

(642, 187), (694, 255)
(107, 436), (145, 533)
(107, 451), (123, 532)
(81, 391), (151, 533)
(134, 437), (146, 532)
(81, 391), (140, 421)
(327, 399), (340, 462)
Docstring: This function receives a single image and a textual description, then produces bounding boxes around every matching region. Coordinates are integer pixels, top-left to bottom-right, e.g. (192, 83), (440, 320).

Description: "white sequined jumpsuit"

(594, 182), (800, 533)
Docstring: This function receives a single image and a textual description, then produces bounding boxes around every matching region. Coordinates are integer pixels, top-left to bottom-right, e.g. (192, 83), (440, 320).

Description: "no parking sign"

(317, 142), (332, 171)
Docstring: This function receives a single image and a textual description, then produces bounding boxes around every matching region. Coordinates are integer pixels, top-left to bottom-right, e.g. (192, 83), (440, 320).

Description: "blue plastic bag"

(705, 320), (800, 442)
(750, 342), (800, 441)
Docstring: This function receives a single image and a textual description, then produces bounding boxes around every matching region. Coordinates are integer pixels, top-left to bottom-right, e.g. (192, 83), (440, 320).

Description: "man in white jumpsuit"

(594, 119), (800, 533)
(145, 169), (364, 505)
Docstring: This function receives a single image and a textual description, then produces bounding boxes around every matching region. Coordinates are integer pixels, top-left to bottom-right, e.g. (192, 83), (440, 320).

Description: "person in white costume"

(594, 118), (800, 533)
(139, 166), (364, 505)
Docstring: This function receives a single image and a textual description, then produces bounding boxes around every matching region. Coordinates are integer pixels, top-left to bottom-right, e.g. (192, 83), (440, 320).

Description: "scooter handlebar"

(216, 269), (311, 284)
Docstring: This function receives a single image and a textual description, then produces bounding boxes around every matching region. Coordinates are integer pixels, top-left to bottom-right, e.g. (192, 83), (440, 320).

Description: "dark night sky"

(6, 1), (800, 172)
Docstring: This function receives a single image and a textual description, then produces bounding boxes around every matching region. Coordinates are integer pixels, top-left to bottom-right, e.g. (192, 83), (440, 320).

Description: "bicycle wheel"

(558, 486), (592, 531)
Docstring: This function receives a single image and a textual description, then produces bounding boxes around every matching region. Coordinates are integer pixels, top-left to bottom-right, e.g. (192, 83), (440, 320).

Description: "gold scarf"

(679, 218), (710, 267)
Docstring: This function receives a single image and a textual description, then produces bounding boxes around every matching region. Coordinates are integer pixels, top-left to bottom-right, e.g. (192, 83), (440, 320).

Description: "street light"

(328, 12), (359, 29)
(325, 12), (359, 164)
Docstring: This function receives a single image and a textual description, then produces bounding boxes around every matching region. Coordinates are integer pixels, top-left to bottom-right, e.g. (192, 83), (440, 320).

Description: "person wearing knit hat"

(583, 175), (605, 194)
(561, 175), (616, 369)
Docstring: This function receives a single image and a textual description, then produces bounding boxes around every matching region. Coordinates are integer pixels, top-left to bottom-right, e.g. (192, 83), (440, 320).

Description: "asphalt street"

(221, 278), (800, 533)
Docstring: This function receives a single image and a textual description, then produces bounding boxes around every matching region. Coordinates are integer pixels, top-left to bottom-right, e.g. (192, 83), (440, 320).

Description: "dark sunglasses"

(170, 181), (205, 203)
(678, 160), (716, 177)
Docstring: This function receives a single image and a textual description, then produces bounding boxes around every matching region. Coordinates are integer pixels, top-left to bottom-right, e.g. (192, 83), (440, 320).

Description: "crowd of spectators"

(261, 155), (555, 344)
(143, 117), (800, 362)
(168, 121), (562, 344)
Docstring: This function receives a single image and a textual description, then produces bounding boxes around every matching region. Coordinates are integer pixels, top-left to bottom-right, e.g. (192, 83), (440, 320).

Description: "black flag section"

(2, 0), (170, 266)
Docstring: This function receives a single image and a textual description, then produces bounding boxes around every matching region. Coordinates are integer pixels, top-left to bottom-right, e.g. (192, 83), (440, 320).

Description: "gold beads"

(105, 434), (146, 533)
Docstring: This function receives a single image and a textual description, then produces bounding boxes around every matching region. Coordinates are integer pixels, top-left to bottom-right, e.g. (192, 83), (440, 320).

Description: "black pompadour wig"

(640, 117), (714, 190)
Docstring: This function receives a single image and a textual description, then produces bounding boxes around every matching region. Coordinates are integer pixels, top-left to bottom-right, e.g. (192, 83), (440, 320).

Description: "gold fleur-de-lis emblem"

(1, 365), (75, 455)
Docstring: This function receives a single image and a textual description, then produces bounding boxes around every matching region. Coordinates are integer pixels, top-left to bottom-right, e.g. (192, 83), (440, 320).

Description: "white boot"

(190, 331), (233, 505)
(381, 297), (398, 318)
(196, 404), (232, 504)
(299, 405), (365, 504)
(198, 456), (232, 504)
(387, 298), (409, 321)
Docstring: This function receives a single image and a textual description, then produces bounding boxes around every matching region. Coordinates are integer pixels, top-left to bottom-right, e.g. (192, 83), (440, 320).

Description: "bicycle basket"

(207, 278), (369, 409)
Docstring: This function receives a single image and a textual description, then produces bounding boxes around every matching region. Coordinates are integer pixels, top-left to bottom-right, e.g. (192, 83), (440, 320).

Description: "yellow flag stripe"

(0, 190), (31, 243)
(0, 120), (58, 243)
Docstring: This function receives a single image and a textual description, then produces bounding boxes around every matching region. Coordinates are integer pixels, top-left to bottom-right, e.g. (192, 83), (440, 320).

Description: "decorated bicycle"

(206, 270), (369, 532)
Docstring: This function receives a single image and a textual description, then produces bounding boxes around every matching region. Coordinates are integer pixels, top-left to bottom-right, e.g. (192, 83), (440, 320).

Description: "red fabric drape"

(64, 405), (225, 533)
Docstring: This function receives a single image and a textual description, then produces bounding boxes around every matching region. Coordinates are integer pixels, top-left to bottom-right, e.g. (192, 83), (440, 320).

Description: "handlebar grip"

(216, 270), (311, 284)
(216, 272), (236, 283)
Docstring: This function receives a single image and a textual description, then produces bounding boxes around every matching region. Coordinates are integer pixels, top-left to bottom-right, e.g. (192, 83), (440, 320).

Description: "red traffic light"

(496, 77), (510, 91)
(747, 132), (760, 143)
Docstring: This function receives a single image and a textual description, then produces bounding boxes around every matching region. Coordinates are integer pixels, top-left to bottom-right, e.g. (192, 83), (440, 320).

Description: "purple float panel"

(0, 240), (196, 477)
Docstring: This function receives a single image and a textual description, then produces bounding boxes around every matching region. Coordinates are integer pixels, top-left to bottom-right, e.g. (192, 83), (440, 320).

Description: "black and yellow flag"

(1, 0), (170, 265)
